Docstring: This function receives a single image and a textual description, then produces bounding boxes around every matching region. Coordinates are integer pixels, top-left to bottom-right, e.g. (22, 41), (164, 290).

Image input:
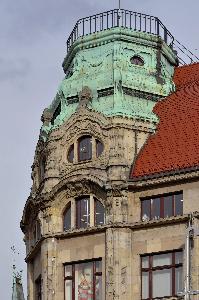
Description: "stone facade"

(21, 9), (199, 300)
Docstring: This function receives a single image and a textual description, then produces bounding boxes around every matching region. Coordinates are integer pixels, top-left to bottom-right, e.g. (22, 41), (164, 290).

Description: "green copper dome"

(41, 9), (178, 139)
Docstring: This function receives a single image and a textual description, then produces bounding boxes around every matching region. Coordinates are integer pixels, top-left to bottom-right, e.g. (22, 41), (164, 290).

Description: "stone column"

(105, 228), (133, 300)
(41, 237), (58, 300)
(190, 217), (199, 300)
(27, 262), (34, 300)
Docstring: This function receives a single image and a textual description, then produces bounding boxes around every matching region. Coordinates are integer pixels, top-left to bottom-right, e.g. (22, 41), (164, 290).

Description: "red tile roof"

(131, 63), (199, 179)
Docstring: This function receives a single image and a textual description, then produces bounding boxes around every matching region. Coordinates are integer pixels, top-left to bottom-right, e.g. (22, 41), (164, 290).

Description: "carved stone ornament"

(41, 108), (53, 126)
(78, 86), (93, 110)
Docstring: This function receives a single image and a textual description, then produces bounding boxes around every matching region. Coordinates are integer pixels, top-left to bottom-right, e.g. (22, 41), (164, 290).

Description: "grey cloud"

(0, 57), (31, 81)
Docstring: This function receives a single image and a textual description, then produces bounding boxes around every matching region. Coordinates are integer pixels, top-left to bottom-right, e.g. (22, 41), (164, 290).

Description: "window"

(141, 192), (183, 221)
(78, 136), (92, 161)
(64, 259), (102, 300)
(63, 203), (71, 231)
(95, 199), (105, 226)
(130, 55), (144, 66)
(141, 251), (183, 299)
(68, 144), (74, 163)
(96, 140), (104, 158)
(67, 136), (104, 163)
(51, 102), (61, 125)
(76, 197), (90, 229)
(76, 196), (105, 229)
(39, 157), (46, 181)
(35, 275), (42, 300)
(33, 220), (41, 244)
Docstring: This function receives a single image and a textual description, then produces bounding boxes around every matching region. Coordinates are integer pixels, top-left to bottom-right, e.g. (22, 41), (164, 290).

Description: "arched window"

(63, 203), (71, 231)
(76, 197), (90, 229)
(130, 55), (144, 66)
(68, 144), (74, 163)
(96, 140), (104, 158)
(78, 136), (92, 161)
(95, 199), (105, 226)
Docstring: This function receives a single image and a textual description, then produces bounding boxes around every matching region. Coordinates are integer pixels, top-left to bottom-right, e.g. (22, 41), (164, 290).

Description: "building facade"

(21, 9), (199, 300)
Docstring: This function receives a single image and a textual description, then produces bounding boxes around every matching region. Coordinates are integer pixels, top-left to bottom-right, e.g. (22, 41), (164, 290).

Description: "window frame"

(63, 202), (72, 231)
(141, 191), (183, 221)
(75, 196), (105, 229)
(141, 250), (183, 300)
(78, 135), (92, 162)
(64, 258), (102, 300)
(67, 136), (104, 163)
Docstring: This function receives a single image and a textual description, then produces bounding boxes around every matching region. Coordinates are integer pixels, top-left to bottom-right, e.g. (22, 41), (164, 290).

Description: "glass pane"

(76, 198), (90, 229)
(164, 195), (173, 218)
(65, 280), (72, 300)
(65, 265), (72, 277)
(68, 145), (74, 163)
(142, 272), (149, 299)
(153, 269), (172, 298)
(95, 260), (102, 273)
(78, 136), (92, 161)
(142, 256), (149, 268)
(95, 275), (102, 300)
(96, 140), (104, 157)
(153, 253), (172, 267)
(95, 200), (105, 226)
(75, 262), (93, 300)
(151, 198), (160, 220)
(175, 251), (183, 264)
(64, 205), (71, 231)
(141, 200), (150, 221)
(175, 193), (183, 216)
(175, 266), (183, 294)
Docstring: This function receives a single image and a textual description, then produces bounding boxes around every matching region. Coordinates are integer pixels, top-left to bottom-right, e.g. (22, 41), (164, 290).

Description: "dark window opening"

(141, 192), (183, 221)
(95, 199), (105, 226)
(64, 259), (102, 300)
(35, 275), (42, 300)
(63, 203), (71, 231)
(68, 144), (74, 163)
(51, 102), (61, 125)
(78, 136), (92, 161)
(40, 157), (46, 181)
(141, 250), (183, 299)
(130, 55), (144, 66)
(33, 220), (41, 244)
(76, 197), (90, 229)
(96, 140), (104, 158)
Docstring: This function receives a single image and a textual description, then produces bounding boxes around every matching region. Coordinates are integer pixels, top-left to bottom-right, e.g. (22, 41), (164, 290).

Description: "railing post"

(164, 27), (168, 44)
(156, 18), (160, 36)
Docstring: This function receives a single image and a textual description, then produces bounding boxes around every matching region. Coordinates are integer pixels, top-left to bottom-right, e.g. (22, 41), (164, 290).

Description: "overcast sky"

(0, 0), (198, 298)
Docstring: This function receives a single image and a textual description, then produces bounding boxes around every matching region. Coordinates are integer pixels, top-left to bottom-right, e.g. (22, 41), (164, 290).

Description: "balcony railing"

(67, 9), (174, 52)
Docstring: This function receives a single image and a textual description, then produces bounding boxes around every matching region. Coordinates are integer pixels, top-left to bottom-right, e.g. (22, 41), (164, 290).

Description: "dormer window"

(51, 102), (61, 125)
(67, 136), (104, 163)
(130, 55), (144, 66)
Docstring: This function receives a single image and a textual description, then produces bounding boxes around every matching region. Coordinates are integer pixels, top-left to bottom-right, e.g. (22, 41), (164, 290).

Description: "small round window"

(130, 56), (144, 66)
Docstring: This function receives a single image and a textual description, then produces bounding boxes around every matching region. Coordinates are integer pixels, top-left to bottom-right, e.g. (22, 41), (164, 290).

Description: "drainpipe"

(185, 214), (193, 300)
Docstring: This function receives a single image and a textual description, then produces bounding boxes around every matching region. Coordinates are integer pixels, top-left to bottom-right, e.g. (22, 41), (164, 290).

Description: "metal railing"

(66, 9), (174, 52)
